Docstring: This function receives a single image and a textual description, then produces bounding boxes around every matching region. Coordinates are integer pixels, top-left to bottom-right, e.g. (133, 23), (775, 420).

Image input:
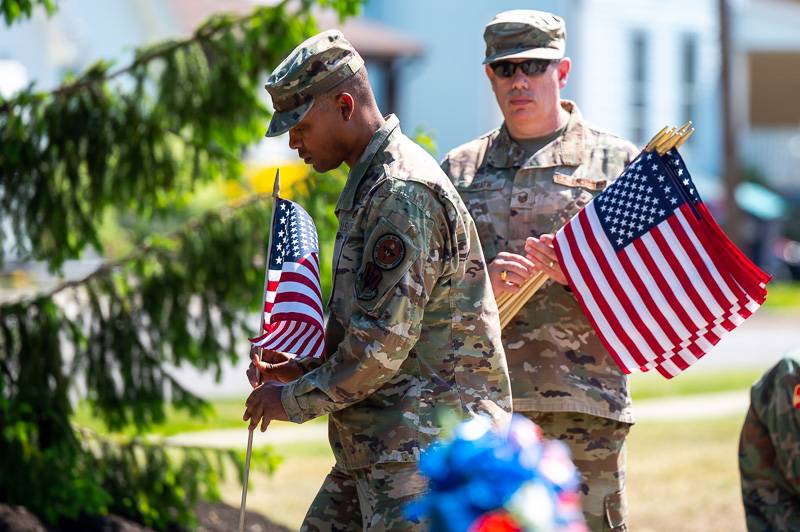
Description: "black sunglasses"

(490, 59), (556, 78)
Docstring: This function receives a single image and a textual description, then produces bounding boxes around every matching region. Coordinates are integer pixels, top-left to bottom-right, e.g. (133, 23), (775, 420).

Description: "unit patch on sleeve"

(357, 261), (383, 301)
(373, 233), (405, 270)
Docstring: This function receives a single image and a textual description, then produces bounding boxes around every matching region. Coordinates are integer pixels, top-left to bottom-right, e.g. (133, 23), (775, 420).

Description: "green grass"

(215, 415), (748, 531)
(71, 367), (763, 437)
(72, 396), (327, 437)
(630, 368), (761, 401)
(627, 415), (746, 532)
(72, 397), (250, 436)
(763, 281), (800, 309)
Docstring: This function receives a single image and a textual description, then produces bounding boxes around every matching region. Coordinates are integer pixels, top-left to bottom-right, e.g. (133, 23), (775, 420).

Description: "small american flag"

(554, 148), (769, 378)
(249, 197), (325, 358)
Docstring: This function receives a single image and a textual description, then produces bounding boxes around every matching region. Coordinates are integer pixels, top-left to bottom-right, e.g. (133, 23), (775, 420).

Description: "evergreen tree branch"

(0, 0), (55, 26)
(0, 2), (288, 113)
(0, 1), (319, 269)
(3, 192), (270, 307)
(0, 1), (363, 526)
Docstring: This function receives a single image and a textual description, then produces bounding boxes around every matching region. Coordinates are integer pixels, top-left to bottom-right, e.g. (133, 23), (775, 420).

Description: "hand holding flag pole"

(238, 168), (326, 529)
(494, 123), (698, 330)
(553, 121), (770, 378)
(238, 169), (281, 532)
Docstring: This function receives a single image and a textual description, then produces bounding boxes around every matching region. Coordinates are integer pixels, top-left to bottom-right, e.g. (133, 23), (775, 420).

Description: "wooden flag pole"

(239, 169), (281, 532)
(498, 272), (549, 329)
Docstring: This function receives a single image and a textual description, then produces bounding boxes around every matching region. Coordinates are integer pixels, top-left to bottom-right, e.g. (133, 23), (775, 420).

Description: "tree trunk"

(719, 0), (745, 247)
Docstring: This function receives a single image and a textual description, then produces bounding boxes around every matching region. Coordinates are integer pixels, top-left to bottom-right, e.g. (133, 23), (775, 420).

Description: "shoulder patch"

(793, 384), (800, 409)
(357, 262), (383, 300)
(373, 234), (405, 270)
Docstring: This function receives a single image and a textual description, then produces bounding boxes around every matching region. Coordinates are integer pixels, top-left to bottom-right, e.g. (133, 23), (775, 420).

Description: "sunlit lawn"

(762, 281), (800, 309)
(72, 368), (757, 531)
(629, 367), (760, 401)
(626, 415), (746, 532)
(219, 437), (335, 529)
(72, 366), (763, 437)
(214, 414), (748, 531)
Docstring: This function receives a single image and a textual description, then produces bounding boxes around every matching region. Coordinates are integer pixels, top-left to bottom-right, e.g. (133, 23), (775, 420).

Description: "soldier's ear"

(336, 92), (355, 122)
(484, 64), (495, 82)
(556, 57), (571, 88)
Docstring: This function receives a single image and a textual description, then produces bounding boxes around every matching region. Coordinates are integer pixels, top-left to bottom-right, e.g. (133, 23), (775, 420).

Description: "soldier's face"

(288, 98), (349, 172)
(486, 57), (571, 130)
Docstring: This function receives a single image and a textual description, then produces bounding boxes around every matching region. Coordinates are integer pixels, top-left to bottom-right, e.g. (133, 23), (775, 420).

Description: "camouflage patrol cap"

(264, 30), (364, 137)
(483, 10), (566, 65)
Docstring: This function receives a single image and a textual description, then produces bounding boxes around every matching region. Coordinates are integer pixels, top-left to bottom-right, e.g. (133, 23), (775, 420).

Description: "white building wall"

(736, 0), (800, 190)
(363, 0), (562, 157)
(363, 0), (722, 174)
(576, 0), (720, 173)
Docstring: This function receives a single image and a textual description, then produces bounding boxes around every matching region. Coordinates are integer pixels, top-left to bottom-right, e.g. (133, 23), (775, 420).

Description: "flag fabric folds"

(554, 148), (770, 378)
(250, 197), (325, 359)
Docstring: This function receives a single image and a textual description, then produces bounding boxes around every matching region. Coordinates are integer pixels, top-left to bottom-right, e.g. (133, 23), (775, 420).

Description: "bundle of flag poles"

(495, 272), (548, 330)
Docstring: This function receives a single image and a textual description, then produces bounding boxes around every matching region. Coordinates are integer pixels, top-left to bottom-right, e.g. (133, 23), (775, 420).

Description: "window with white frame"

(681, 34), (698, 126)
(630, 31), (649, 145)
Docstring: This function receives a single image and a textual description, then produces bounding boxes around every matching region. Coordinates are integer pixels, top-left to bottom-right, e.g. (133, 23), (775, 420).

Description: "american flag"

(554, 148), (769, 378)
(249, 197), (325, 359)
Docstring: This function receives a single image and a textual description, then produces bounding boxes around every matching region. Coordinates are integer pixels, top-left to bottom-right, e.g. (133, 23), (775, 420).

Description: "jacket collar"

(336, 114), (400, 212)
(486, 100), (587, 170)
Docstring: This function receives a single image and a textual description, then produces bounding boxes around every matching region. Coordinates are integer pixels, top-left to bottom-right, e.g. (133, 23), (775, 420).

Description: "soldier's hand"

(246, 345), (262, 388)
(243, 383), (288, 432)
(488, 252), (537, 297)
(248, 346), (303, 386)
(524, 234), (568, 285)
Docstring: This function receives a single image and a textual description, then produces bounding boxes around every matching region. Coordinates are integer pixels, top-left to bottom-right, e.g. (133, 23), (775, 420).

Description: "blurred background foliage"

(0, 0), (363, 528)
(0, 0), (55, 25)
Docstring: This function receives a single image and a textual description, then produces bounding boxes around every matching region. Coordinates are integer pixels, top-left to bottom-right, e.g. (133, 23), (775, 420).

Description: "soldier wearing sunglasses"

(441, 10), (638, 531)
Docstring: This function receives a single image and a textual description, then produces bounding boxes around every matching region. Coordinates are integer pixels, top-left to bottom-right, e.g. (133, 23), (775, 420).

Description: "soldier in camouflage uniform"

(440, 11), (638, 531)
(739, 356), (800, 531)
(242, 30), (513, 531)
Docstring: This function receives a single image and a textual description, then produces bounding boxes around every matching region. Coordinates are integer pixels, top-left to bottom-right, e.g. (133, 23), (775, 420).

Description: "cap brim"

(265, 98), (315, 138)
(483, 47), (564, 65)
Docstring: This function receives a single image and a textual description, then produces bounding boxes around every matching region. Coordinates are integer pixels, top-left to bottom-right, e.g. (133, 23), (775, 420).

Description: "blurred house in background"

(738, 0), (800, 195)
(1, 0), (799, 276)
(362, 0), (800, 277)
(0, 0), (422, 171)
(0, 0), (423, 288)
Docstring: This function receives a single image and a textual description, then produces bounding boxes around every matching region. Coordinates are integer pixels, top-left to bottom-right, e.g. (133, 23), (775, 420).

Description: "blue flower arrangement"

(406, 415), (587, 532)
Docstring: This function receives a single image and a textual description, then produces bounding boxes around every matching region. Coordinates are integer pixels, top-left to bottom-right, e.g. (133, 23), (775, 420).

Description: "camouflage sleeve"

(292, 318), (345, 374)
(439, 154), (452, 178)
(738, 357), (800, 530)
(623, 140), (640, 165)
(281, 185), (448, 423)
(295, 355), (325, 374)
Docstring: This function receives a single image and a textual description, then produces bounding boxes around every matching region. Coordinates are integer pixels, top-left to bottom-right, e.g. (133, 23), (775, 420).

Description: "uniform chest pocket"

(454, 171), (507, 193)
(454, 172), (508, 219)
(454, 171), (510, 257)
(510, 167), (603, 236)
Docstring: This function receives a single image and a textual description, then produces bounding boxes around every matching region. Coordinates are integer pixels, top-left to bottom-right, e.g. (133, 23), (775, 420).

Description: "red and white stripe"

(250, 253), (325, 358)
(554, 201), (765, 377)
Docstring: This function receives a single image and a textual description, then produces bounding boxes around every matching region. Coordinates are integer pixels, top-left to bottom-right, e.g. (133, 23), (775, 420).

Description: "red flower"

(471, 512), (522, 532)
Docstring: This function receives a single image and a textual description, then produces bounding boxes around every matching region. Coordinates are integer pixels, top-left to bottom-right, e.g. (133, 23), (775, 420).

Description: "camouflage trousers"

(739, 404), (800, 531)
(523, 411), (631, 532)
(300, 462), (428, 531)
